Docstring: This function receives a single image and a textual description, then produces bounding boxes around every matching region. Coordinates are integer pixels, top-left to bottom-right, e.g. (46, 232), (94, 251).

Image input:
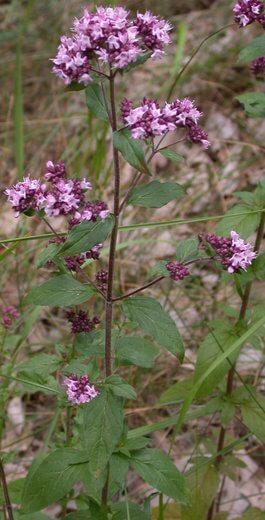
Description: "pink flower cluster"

(66, 310), (100, 334)
(206, 230), (256, 273)
(121, 97), (210, 148)
(5, 161), (109, 222)
(47, 236), (103, 271)
(233, 0), (265, 28)
(250, 56), (265, 75)
(1, 306), (19, 329)
(166, 261), (190, 281)
(5, 177), (46, 218)
(52, 6), (171, 85)
(63, 374), (99, 405)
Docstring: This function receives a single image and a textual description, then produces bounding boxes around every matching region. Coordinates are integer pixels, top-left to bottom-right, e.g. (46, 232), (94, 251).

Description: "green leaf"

(82, 389), (124, 477)
(65, 512), (92, 520)
(236, 92), (265, 118)
(128, 180), (185, 208)
(181, 464), (219, 520)
(159, 377), (194, 404)
(36, 243), (60, 268)
(194, 323), (239, 398)
(86, 83), (109, 122)
(58, 215), (114, 257)
(131, 449), (187, 503)
(108, 453), (130, 498)
(25, 275), (95, 307)
(241, 393), (265, 443)
(105, 375), (137, 400)
(66, 82), (86, 92)
(122, 296), (184, 361)
(116, 336), (159, 368)
(111, 502), (150, 520)
(175, 314), (265, 433)
(113, 129), (150, 174)
(215, 204), (260, 238)
(120, 437), (150, 452)
(17, 353), (60, 378)
(238, 34), (265, 63)
(21, 449), (89, 513)
(160, 149), (184, 163)
(176, 237), (199, 263)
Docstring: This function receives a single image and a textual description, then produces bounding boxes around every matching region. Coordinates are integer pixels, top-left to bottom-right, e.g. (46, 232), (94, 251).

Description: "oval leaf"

(58, 215), (114, 257)
(128, 180), (185, 208)
(25, 274), (95, 306)
(113, 129), (150, 174)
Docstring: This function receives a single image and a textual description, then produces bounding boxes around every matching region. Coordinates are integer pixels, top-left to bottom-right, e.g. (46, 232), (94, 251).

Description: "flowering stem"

(42, 216), (61, 240)
(207, 211), (265, 520)
(166, 23), (234, 100)
(104, 70), (121, 381)
(0, 459), (14, 520)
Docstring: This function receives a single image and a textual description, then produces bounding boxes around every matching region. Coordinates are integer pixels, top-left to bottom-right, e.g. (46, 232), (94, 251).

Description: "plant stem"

(104, 70), (120, 379)
(0, 459), (14, 520)
(207, 211), (265, 519)
(113, 276), (164, 302)
(101, 70), (120, 508)
(166, 23), (234, 100)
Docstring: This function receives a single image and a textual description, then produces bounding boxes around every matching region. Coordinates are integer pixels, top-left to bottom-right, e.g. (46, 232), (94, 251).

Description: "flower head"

(95, 269), (108, 291)
(64, 244), (103, 271)
(206, 230), (256, 273)
(66, 309), (100, 334)
(52, 35), (92, 86)
(1, 306), (19, 329)
(63, 374), (99, 405)
(233, 0), (265, 27)
(52, 7), (171, 85)
(44, 178), (91, 217)
(250, 56), (265, 76)
(121, 97), (209, 147)
(69, 201), (109, 227)
(45, 161), (66, 183)
(5, 176), (46, 217)
(166, 261), (190, 281)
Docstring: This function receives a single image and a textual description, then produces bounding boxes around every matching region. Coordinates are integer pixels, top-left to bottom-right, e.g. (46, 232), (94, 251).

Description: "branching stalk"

(207, 211), (265, 519)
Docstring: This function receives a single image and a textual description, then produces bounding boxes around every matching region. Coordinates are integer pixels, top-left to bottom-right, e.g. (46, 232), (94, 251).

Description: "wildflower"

(135, 11), (172, 58)
(187, 124), (210, 149)
(250, 56), (265, 76)
(233, 0), (265, 27)
(63, 374), (99, 405)
(66, 310), (100, 334)
(69, 201), (109, 227)
(95, 269), (108, 291)
(45, 161), (66, 183)
(1, 306), (19, 329)
(52, 7), (171, 85)
(44, 178), (92, 217)
(121, 97), (209, 147)
(52, 35), (92, 86)
(5, 177), (46, 217)
(166, 261), (190, 281)
(206, 230), (256, 273)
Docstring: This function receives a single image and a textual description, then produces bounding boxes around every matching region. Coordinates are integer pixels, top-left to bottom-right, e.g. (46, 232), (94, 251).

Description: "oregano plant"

(1, 2), (265, 519)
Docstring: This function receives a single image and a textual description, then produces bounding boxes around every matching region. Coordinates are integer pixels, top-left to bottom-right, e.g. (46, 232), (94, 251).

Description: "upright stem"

(0, 459), (14, 520)
(104, 71), (121, 379)
(207, 211), (265, 520)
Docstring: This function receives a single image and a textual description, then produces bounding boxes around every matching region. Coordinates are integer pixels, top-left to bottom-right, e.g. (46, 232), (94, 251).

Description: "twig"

(0, 459), (14, 520)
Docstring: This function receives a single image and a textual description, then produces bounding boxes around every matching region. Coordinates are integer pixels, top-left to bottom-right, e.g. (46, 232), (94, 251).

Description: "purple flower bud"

(45, 161), (66, 183)
(206, 230), (256, 273)
(250, 56), (265, 76)
(166, 261), (190, 281)
(2, 306), (19, 329)
(66, 310), (100, 334)
(63, 374), (99, 405)
(95, 269), (108, 291)
(69, 201), (109, 228)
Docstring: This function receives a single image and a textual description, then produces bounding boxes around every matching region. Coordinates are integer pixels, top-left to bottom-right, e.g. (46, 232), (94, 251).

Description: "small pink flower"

(5, 177), (46, 217)
(63, 374), (99, 405)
